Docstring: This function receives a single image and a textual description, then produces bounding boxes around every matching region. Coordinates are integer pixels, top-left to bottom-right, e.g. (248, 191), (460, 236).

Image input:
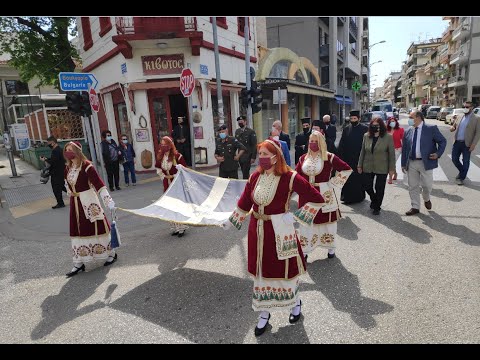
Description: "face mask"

(272, 136), (279, 141)
(408, 118), (415, 126)
(122, 139), (128, 144)
(238, 123), (245, 128)
(219, 133), (227, 139)
(303, 127), (310, 134)
(309, 142), (319, 152)
(48, 143), (54, 149)
(389, 122), (396, 128)
(161, 145), (170, 153)
(106, 136), (112, 141)
(464, 107), (471, 114)
(259, 156), (275, 170)
(324, 121), (330, 125)
(370, 125), (379, 133)
(64, 151), (76, 160)
(350, 120), (359, 126)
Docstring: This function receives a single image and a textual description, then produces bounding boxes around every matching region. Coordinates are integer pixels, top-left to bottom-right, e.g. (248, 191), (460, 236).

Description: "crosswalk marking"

(395, 157), (449, 182)
(448, 154), (480, 182)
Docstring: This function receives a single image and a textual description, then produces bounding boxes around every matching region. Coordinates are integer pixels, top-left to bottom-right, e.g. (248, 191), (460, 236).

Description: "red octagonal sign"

(180, 68), (195, 98)
(89, 87), (100, 113)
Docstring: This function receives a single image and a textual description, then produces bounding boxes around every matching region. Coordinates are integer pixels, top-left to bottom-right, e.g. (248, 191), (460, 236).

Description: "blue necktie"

(411, 127), (418, 160)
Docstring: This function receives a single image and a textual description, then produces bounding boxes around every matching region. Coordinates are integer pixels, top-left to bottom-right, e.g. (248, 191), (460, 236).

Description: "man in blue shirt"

(270, 127), (291, 166)
(450, 101), (480, 185)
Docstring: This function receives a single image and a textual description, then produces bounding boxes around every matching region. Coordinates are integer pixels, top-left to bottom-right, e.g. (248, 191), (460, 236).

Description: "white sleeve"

(99, 188), (114, 208)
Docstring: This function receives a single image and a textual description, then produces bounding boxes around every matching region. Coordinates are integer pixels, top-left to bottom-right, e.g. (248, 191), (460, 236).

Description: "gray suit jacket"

(452, 113), (480, 147)
(358, 133), (395, 174)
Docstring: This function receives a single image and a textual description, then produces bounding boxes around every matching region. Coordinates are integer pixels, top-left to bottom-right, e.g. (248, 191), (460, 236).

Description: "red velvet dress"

(155, 152), (187, 192)
(65, 161), (114, 263)
(232, 170), (324, 311)
(295, 153), (352, 253)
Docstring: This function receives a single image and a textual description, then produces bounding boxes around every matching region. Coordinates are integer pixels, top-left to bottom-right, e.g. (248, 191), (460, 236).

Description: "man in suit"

(172, 117), (191, 166)
(320, 114), (337, 153)
(270, 127), (291, 166)
(40, 136), (66, 209)
(294, 117), (311, 164)
(235, 115), (257, 179)
(401, 111), (447, 215)
(272, 120), (290, 150)
(449, 101), (480, 185)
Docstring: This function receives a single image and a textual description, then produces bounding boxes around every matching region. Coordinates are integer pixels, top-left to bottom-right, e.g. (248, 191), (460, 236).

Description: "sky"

(369, 16), (448, 91)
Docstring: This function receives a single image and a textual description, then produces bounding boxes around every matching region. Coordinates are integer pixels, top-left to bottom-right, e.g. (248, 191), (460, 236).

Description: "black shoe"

(171, 230), (179, 236)
(52, 204), (65, 209)
(289, 300), (302, 324)
(327, 252), (335, 259)
(110, 187), (115, 192)
(116, 187), (121, 191)
(304, 254), (308, 262)
(177, 230), (185, 238)
(254, 313), (271, 337)
(104, 253), (118, 266)
(372, 209), (380, 215)
(66, 264), (85, 278)
(369, 202), (375, 209)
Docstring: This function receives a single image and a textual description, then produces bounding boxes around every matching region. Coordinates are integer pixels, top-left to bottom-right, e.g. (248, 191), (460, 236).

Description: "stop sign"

(89, 87), (100, 113)
(180, 68), (195, 97)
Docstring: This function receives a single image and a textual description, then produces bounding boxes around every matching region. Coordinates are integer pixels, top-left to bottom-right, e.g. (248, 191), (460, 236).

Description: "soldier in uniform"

(215, 124), (247, 179)
(294, 117), (311, 164)
(235, 115), (258, 179)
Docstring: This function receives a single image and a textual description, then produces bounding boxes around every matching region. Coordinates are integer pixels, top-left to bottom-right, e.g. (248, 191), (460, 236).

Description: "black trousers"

(219, 168), (239, 179)
(106, 161), (120, 189)
(51, 176), (65, 206)
(363, 173), (387, 211)
(239, 159), (252, 180)
(177, 143), (192, 166)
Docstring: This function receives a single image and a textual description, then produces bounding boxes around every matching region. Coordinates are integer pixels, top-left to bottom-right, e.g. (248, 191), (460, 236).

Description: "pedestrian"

(270, 126), (291, 166)
(401, 111), (447, 215)
(101, 130), (122, 191)
(331, 112), (338, 126)
(386, 117), (404, 184)
(172, 116), (191, 166)
(357, 116), (395, 215)
(119, 134), (136, 187)
(155, 136), (189, 237)
(272, 119), (291, 150)
(215, 124), (247, 179)
(63, 141), (117, 278)
(225, 138), (325, 337)
(337, 110), (368, 204)
(449, 101), (480, 185)
(235, 115), (257, 179)
(40, 136), (66, 209)
(311, 120), (322, 133)
(295, 130), (352, 260)
(320, 114), (337, 154)
(294, 117), (311, 164)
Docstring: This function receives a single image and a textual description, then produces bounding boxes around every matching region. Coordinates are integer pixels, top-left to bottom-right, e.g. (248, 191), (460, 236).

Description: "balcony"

(337, 40), (345, 62)
(448, 75), (467, 88)
(338, 17), (346, 24)
(442, 27), (453, 43)
(450, 45), (469, 66)
(349, 17), (358, 40)
(440, 52), (450, 64)
(452, 24), (470, 41)
(361, 85), (368, 92)
(363, 30), (368, 38)
(362, 66), (368, 75)
(319, 44), (329, 59)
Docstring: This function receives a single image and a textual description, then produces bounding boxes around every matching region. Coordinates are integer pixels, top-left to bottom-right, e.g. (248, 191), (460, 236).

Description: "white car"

(445, 108), (465, 125)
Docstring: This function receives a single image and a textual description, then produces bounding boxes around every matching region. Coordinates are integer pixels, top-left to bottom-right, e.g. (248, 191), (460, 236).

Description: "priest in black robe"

(337, 110), (368, 204)
(294, 117), (311, 164)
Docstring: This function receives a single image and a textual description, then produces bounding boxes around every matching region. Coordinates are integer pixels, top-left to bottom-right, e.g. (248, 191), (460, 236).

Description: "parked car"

(426, 106), (441, 119)
(399, 108), (408, 114)
(474, 107), (480, 115)
(437, 107), (454, 121)
(445, 108), (465, 125)
(418, 104), (432, 117)
(362, 111), (387, 124)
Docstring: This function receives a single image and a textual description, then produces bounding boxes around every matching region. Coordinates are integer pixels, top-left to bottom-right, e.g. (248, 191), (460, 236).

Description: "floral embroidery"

(320, 233), (335, 244)
(330, 169), (353, 188)
(85, 203), (102, 219)
(229, 208), (247, 230)
(294, 203), (321, 225)
(76, 245), (92, 258)
(311, 234), (319, 246)
(92, 244), (107, 255)
(253, 173), (280, 206)
(67, 165), (81, 187)
(299, 235), (308, 247)
(253, 286), (298, 302)
(275, 233), (298, 258)
(183, 179), (198, 193)
(302, 155), (324, 178)
(161, 154), (173, 172)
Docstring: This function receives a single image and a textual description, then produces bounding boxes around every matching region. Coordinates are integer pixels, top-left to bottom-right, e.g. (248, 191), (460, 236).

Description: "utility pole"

(244, 17), (253, 123)
(342, 17), (349, 126)
(212, 17), (225, 125)
(0, 80), (18, 177)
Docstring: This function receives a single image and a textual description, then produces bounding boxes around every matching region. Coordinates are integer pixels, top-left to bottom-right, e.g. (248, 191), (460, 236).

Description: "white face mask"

(272, 136), (279, 141)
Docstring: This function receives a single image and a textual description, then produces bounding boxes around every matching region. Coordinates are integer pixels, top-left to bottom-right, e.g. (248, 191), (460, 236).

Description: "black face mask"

(48, 143), (54, 149)
(303, 127), (310, 134)
(238, 123), (245, 128)
(370, 125), (379, 133)
(350, 120), (359, 126)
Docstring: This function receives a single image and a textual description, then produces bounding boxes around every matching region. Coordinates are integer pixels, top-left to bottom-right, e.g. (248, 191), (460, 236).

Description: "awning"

(208, 82), (244, 92)
(287, 84), (335, 98)
(334, 95), (353, 105)
(127, 80), (180, 91)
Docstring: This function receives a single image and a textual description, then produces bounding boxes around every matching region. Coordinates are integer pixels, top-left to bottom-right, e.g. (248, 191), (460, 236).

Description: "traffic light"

(66, 92), (82, 115)
(240, 87), (250, 108)
(80, 92), (92, 117)
(249, 81), (263, 114)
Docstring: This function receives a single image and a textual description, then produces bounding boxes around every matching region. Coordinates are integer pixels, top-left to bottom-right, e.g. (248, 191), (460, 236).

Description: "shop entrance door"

(148, 93), (171, 156)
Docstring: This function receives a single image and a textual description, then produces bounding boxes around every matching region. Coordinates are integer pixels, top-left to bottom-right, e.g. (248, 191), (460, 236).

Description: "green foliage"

(0, 17), (80, 89)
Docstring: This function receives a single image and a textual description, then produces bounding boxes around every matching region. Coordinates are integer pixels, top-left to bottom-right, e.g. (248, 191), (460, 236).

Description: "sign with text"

(58, 72), (98, 91)
(273, 89), (288, 105)
(180, 68), (195, 97)
(11, 123), (30, 151)
(142, 54), (184, 76)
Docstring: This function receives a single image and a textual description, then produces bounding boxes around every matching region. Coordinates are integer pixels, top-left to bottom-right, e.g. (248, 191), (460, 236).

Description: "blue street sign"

(58, 72), (98, 91)
(200, 64), (208, 75)
(121, 63), (127, 74)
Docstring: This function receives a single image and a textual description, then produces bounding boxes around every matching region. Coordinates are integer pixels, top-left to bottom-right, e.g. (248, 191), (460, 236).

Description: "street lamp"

(368, 40), (386, 111)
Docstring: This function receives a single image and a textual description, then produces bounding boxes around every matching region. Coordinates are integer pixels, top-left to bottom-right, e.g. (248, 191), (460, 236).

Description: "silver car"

(426, 106), (441, 119)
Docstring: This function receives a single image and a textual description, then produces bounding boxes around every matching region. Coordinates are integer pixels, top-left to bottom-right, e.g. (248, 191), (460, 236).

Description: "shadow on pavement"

(418, 211), (480, 246)
(256, 319), (310, 344)
(304, 258), (394, 330)
(431, 188), (463, 202)
(336, 216), (361, 241)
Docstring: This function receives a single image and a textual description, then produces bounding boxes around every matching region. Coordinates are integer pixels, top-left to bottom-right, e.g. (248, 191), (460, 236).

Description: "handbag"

(40, 163), (51, 184)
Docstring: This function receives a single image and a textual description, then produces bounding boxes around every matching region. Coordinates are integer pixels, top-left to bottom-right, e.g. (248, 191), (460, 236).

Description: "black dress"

(337, 123), (368, 203)
(294, 131), (310, 165)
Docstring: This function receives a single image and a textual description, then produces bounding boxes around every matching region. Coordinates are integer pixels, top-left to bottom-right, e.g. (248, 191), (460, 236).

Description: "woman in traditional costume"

(227, 138), (325, 337)
(295, 131), (352, 260)
(155, 136), (188, 237)
(64, 141), (116, 278)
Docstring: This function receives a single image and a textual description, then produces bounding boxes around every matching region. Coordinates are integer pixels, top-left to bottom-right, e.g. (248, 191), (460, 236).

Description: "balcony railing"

(442, 27), (453, 42)
(349, 17), (358, 36)
(337, 40), (344, 60)
(115, 17), (192, 35)
(448, 75), (466, 86)
(452, 24), (469, 41)
(319, 44), (329, 58)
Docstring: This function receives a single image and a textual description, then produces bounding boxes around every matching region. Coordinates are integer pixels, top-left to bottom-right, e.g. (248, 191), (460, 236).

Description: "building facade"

(76, 16), (257, 170)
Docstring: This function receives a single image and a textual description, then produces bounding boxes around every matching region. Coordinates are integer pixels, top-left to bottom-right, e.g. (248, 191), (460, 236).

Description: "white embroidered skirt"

(252, 276), (300, 312)
(71, 234), (112, 263)
(297, 221), (338, 253)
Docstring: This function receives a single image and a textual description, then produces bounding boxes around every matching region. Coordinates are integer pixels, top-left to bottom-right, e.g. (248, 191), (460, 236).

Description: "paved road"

(0, 118), (479, 343)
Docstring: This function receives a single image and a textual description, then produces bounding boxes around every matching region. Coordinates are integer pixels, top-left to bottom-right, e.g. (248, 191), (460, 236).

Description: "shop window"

(237, 17), (251, 39)
(81, 17), (93, 50)
(114, 103), (132, 142)
(99, 17), (112, 37)
(4, 80), (29, 95)
(269, 60), (291, 79)
(210, 17), (228, 29)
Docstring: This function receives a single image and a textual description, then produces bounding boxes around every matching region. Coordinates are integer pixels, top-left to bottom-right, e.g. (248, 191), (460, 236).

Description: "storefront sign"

(142, 54), (185, 75)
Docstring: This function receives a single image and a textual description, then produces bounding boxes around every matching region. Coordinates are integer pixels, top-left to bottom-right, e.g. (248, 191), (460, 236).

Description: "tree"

(0, 17), (79, 90)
